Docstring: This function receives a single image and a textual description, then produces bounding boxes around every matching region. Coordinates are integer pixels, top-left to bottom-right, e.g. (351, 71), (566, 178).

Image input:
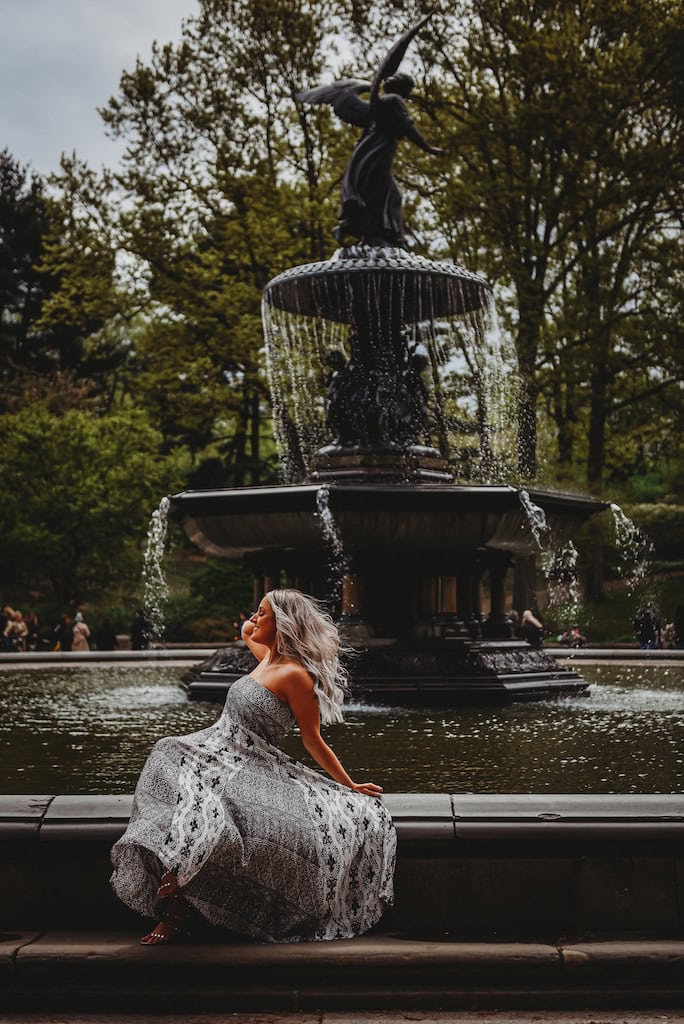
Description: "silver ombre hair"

(265, 589), (349, 724)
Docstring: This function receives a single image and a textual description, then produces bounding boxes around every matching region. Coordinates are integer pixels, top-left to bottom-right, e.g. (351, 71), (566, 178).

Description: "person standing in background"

(25, 612), (40, 651)
(72, 612), (91, 651)
(6, 610), (28, 651)
(95, 617), (118, 651)
(54, 615), (74, 652)
(131, 609), (150, 650)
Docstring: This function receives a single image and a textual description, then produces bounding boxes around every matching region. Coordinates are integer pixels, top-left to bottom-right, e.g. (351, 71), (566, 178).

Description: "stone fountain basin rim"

(169, 483), (608, 558)
(169, 483), (608, 519)
(262, 246), (493, 321)
(263, 245), (493, 291)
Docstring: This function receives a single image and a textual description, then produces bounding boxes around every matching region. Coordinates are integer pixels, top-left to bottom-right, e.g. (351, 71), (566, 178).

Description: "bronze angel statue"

(297, 14), (443, 248)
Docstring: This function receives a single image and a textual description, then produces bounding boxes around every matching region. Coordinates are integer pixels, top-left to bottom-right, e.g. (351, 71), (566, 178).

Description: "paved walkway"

(1, 1012), (684, 1023)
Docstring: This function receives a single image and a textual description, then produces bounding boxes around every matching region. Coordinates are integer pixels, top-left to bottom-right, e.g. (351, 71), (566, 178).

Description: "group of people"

(0, 607), (39, 651)
(507, 602), (684, 650)
(53, 612), (92, 651)
(0, 607), (152, 653)
(2, 606), (96, 652)
(633, 604), (684, 650)
(507, 608), (587, 649)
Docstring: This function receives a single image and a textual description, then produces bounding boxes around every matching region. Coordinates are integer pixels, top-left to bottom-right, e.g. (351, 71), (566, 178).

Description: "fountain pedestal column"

(482, 554), (514, 639)
(339, 572), (371, 643)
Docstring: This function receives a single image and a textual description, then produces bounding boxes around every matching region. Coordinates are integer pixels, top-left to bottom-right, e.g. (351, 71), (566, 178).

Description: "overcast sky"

(1, 0), (195, 177)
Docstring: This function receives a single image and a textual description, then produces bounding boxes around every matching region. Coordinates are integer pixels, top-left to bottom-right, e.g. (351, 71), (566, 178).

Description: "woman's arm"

(284, 669), (383, 798)
(240, 619), (270, 661)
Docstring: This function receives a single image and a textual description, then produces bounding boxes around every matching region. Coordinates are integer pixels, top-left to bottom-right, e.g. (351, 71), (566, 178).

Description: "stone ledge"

(2, 793), (683, 845)
(2, 933), (684, 1011)
(563, 941), (684, 978)
(3, 645), (683, 663)
(0, 649), (215, 663)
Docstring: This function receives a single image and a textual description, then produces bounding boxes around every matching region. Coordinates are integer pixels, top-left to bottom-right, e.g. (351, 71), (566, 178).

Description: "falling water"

(519, 491), (582, 624)
(315, 485), (348, 607)
(141, 496), (170, 646)
(518, 490), (551, 549)
(542, 541), (582, 625)
(262, 297), (342, 482)
(261, 255), (518, 485)
(460, 297), (521, 484)
(609, 503), (654, 596)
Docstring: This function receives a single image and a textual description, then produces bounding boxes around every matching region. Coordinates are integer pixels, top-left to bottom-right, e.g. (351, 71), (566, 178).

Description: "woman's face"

(250, 598), (277, 646)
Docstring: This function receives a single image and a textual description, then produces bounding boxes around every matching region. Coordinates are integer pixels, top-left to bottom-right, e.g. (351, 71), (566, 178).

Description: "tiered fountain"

(173, 17), (606, 701)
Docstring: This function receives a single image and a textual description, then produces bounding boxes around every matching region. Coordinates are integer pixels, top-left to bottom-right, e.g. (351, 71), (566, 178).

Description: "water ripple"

(1, 662), (683, 794)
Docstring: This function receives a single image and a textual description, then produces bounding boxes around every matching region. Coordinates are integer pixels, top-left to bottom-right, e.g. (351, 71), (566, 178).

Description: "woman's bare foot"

(140, 918), (181, 945)
(140, 889), (187, 945)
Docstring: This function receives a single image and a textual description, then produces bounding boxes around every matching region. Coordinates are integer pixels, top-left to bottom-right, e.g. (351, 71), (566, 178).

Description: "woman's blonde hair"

(265, 589), (349, 724)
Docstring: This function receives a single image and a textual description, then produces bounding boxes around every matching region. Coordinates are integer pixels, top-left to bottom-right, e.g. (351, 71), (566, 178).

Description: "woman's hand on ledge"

(350, 781), (384, 799)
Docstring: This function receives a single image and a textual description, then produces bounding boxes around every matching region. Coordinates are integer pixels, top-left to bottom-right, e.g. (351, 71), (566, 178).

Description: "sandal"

(156, 870), (179, 901)
(140, 892), (188, 946)
(140, 920), (183, 945)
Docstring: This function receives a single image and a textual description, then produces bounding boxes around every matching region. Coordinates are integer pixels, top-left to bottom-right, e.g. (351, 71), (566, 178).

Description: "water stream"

(609, 502), (654, 596)
(140, 496), (170, 646)
(315, 485), (348, 605)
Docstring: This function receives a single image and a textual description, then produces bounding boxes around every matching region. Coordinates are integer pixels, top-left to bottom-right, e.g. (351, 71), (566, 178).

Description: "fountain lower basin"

(170, 482), (607, 701)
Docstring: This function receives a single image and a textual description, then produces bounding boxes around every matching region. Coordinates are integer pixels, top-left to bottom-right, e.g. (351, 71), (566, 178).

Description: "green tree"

(41, 0), (684, 497)
(0, 405), (180, 605)
(0, 150), (85, 408)
(421, 0), (683, 480)
(0, 149), (135, 416)
(45, 0), (351, 480)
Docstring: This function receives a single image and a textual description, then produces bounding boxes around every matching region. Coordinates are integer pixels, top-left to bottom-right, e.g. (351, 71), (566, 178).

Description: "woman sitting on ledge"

(110, 589), (396, 944)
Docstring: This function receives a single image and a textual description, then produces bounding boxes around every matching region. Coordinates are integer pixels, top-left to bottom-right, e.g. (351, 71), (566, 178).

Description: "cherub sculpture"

(297, 15), (443, 249)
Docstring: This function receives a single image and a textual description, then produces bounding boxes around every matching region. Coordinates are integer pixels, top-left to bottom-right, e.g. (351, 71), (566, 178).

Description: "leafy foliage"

(0, 405), (180, 605)
(3, 0), (684, 618)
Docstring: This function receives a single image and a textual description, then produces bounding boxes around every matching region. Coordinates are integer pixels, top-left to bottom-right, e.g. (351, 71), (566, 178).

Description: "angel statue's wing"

(369, 12), (433, 107)
(297, 79), (371, 128)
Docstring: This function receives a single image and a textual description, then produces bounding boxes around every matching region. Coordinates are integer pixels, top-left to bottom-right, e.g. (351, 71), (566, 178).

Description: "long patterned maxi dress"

(110, 674), (397, 942)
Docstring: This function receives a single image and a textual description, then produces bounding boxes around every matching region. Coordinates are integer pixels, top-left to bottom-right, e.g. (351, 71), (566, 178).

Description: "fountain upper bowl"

(170, 483), (607, 559)
(262, 245), (492, 323)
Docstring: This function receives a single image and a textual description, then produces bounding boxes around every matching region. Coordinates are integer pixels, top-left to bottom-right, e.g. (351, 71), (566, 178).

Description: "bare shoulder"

(269, 660), (314, 696)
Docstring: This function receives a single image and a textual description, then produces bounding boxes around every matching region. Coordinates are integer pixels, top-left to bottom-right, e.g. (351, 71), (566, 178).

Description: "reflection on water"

(1, 663), (683, 794)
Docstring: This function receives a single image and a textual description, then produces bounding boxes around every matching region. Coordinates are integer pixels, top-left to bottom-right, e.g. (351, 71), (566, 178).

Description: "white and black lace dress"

(110, 674), (396, 942)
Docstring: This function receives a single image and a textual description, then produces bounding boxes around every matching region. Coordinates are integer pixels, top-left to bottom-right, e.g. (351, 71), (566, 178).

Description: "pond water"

(1, 663), (683, 794)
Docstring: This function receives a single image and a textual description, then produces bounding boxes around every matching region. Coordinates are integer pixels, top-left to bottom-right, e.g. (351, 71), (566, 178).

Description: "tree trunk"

(551, 363), (576, 466)
(587, 358), (609, 490)
(580, 516), (606, 602)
